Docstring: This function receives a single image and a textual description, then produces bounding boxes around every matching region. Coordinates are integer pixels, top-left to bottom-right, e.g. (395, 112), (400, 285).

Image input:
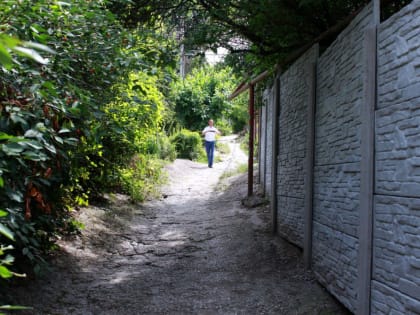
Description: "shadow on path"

(6, 137), (350, 315)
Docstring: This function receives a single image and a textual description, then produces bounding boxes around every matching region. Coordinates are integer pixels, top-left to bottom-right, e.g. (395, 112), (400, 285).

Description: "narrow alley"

(8, 137), (349, 314)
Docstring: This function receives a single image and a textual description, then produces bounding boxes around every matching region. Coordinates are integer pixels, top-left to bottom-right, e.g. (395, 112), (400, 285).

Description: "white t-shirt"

(203, 126), (219, 142)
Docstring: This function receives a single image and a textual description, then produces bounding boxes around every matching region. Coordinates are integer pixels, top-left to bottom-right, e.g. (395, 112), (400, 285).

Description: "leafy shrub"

(170, 129), (205, 160)
(230, 94), (249, 133)
(146, 133), (177, 161)
(0, 197), (32, 312)
(119, 154), (166, 202)
(239, 132), (249, 154)
(215, 119), (233, 135)
(0, 209), (16, 280)
(0, 0), (132, 273)
(96, 71), (169, 195)
(0, 0), (178, 276)
(168, 65), (246, 132)
(216, 141), (230, 155)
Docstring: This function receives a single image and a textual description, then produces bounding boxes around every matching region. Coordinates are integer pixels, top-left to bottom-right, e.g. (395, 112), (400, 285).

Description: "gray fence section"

(373, 1), (420, 314)
(312, 5), (374, 312)
(258, 1), (420, 313)
(276, 46), (319, 248)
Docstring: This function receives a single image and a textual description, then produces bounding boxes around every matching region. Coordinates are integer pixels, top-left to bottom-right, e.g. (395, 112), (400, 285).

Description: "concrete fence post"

(303, 62), (317, 269)
(357, 24), (378, 315)
(271, 76), (280, 234)
(258, 106), (261, 185)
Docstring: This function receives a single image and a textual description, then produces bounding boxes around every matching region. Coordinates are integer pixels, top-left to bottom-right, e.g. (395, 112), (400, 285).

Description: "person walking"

(202, 119), (221, 168)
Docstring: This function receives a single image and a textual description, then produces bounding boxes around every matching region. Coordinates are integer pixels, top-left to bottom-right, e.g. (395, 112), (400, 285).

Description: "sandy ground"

(5, 136), (350, 315)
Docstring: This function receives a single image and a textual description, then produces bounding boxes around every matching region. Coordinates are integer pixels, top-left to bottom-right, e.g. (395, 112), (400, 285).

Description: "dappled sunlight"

(7, 136), (348, 315)
(161, 240), (186, 248)
(109, 271), (137, 285)
(59, 241), (99, 261)
(159, 230), (187, 242)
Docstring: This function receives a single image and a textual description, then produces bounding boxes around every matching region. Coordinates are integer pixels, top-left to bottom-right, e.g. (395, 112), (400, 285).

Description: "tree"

(168, 64), (247, 133)
(108, 0), (413, 75)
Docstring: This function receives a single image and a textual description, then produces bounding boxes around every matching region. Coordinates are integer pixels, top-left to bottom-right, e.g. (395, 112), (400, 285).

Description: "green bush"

(215, 119), (233, 135)
(170, 129), (205, 160)
(239, 132), (249, 154)
(95, 71), (167, 192)
(0, 0), (131, 273)
(168, 65), (246, 132)
(145, 133), (177, 161)
(0, 0), (178, 276)
(230, 95), (249, 134)
(216, 141), (230, 155)
(119, 154), (166, 202)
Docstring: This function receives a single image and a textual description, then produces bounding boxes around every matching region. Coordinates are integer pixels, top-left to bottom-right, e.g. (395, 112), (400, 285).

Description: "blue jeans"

(205, 141), (215, 167)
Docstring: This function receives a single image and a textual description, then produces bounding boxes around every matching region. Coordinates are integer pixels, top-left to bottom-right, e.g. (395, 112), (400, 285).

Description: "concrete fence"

(258, 1), (420, 313)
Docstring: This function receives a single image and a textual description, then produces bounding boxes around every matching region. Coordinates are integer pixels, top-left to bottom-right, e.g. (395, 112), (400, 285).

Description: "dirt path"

(7, 136), (350, 315)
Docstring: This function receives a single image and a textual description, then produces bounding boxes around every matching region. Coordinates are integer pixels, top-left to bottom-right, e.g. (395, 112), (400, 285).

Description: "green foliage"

(145, 132), (177, 161)
(220, 163), (248, 180)
(0, 305), (32, 313)
(215, 119), (232, 135)
(106, 72), (164, 152)
(0, 0), (178, 276)
(169, 65), (247, 132)
(239, 132), (250, 155)
(0, 209), (15, 280)
(229, 93), (249, 133)
(92, 71), (168, 193)
(0, 209), (13, 242)
(0, 0), (129, 273)
(170, 129), (205, 161)
(216, 141), (230, 155)
(109, 0), (410, 75)
(119, 155), (166, 202)
(0, 208), (31, 313)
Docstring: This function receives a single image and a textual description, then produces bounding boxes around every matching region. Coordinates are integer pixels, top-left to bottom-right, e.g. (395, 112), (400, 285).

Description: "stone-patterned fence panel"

(276, 46), (318, 248)
(311, 4), (374, 311)
(373, 1), (420, 314)
(257, 1), (420, 313)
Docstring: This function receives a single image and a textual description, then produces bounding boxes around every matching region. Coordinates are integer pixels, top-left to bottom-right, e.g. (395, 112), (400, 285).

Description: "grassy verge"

(220, 163), (248, 180)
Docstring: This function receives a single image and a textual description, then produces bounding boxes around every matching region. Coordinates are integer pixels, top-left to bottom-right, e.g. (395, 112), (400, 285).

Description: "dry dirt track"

(7, 136), (350, 315)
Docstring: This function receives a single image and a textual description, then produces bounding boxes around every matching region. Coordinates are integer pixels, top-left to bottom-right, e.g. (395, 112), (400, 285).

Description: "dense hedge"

(170, 129), (205, 161)
(0, 0), (177, 276)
